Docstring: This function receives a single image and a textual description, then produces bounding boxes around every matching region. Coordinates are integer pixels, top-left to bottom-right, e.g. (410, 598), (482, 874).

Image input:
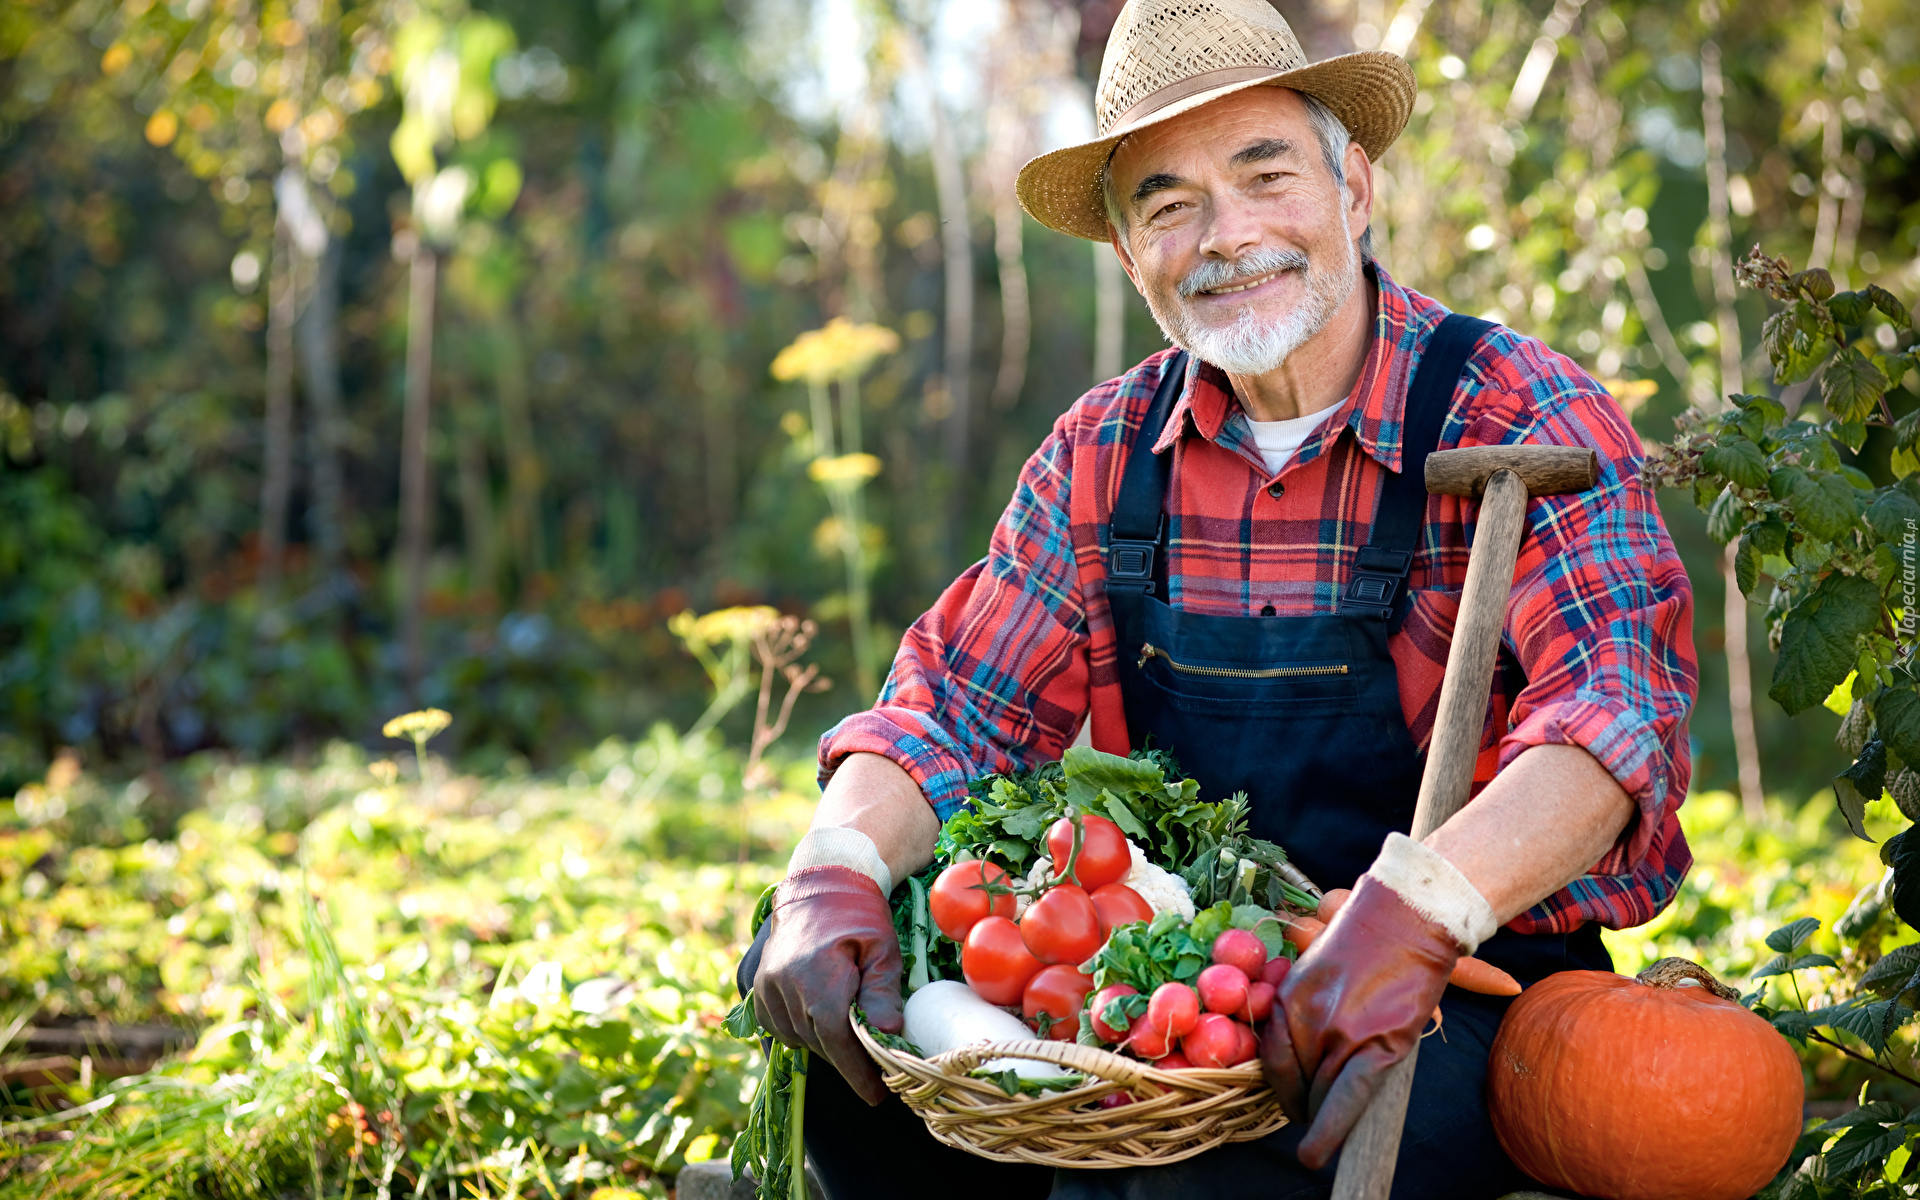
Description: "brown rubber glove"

(753, 864), (904, 1106)
(1260, 874), (1463, 1168)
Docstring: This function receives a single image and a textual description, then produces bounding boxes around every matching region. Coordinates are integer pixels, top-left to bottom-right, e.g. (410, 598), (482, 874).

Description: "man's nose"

(1195, 191), (1266, 263)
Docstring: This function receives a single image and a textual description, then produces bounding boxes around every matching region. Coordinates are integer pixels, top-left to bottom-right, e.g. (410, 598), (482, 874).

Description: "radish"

(1127, 1022), (1172, 1060)
(902, 981), (1056, 1078)
(1212, 928), (1266, 978)
(1197, 964), (1250, 1015)
(1261, 956), (1291, 988)
(1147, 982), (1200, 1039)
(1155, 1051), (1193, 1070)
(1241, 980), (1275, 1023)
(1228, 1019), (1258, 1065)
(1099, 1091), (1134, 1109)
(1182, 1012), (1240, 1068)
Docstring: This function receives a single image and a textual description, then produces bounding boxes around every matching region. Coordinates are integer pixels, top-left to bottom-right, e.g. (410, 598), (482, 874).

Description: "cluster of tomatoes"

(928, 813), (1155, 1028)
(926, 811), (1291, 1072)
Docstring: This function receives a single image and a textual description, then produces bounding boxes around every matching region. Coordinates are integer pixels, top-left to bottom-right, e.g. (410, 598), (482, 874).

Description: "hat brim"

(1016, 51), (1416, 242)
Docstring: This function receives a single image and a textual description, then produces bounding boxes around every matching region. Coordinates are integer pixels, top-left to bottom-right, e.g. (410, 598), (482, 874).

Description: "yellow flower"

(771, 317), (900, 384)
(669, 605), (781, 647)
(808, 453), (882, 489)
(383, 708), (452, 742)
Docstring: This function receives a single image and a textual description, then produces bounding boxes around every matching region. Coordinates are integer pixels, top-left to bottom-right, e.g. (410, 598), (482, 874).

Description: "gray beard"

(1143, 239), (1361, 377)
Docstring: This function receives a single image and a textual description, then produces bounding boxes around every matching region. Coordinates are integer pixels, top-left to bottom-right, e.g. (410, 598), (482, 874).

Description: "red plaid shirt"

(824, 267), (1697, 934)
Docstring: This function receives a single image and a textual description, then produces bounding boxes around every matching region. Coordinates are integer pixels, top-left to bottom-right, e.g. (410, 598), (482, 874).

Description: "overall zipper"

(1136, 643), (1351, 679)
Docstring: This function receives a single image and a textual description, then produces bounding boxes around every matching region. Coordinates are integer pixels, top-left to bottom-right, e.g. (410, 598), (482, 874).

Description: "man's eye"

(1258, 172), (1284, 183)
(1151, 202), (1186, 220)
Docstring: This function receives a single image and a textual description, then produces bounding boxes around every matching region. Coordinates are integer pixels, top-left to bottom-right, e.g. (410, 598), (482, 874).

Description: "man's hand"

(1260, 874), (1464, 1169)
(753, 864), (903, 1106)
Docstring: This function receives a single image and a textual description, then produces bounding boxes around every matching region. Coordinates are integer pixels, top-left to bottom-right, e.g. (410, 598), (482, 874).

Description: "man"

(744, 0), (1696, 1196)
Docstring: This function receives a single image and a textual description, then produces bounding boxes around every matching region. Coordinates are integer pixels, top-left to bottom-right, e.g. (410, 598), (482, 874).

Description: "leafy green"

(967, 1068), (1085, 1097)
(1083, 910), (1208, 993)
(1769, 573), (1882, 714)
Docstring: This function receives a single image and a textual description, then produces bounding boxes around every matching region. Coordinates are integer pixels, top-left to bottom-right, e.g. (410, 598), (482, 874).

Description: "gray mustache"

(1177, 248), (1311, 298)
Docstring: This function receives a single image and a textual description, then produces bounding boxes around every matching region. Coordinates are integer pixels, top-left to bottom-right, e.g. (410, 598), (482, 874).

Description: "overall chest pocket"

(1134, 641), (1363, 707)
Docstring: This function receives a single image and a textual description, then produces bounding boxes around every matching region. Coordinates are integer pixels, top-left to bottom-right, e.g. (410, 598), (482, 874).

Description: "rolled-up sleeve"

(1492, 384), (1698, 931)
(819, 426), (1095, 820)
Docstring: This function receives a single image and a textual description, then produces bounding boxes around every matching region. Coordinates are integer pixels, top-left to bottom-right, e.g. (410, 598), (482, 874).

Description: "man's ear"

(1108, 226), (1144, 294)
(1343, 140), (1374, 245)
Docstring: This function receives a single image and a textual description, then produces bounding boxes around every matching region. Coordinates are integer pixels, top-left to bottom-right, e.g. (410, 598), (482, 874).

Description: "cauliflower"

(1122, 840), (1195, 920)
(1014, 840), (1194, 921)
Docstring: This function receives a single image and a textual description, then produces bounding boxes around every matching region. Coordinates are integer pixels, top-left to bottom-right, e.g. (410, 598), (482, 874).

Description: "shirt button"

(1260, 604), (1276, 616)
(1266, 480), (1285, 499)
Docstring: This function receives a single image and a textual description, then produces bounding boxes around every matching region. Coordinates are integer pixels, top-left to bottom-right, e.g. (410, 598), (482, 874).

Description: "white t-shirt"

(1246, 404), (1341, 477)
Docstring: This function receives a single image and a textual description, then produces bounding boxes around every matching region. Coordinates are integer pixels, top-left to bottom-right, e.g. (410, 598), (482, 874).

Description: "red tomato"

(1147, 982), (1200, 1039)
(1020, 885), (1106, 966)
(1088, 983), (1140, 1043)
(1024, 965), (1096, 1041)
(1182, 1012), (1240, 1068)
(962, 915), (1044, 1006)
(1045, 814), (1131, 890)
(1261, 956), (1292, 988)
(1211, 929), (1267, 978)
(1197, 963), (1250, 1016)
(1090, 883), (1155, 932)
(929, 860), (1017, 942)
(1241, 980), (1276, 1024)
(1127, 1022), (1172, 1060)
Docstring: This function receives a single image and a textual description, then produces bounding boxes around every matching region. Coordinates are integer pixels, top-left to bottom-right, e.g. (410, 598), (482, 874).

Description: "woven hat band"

(1108, 65), (1285, 134)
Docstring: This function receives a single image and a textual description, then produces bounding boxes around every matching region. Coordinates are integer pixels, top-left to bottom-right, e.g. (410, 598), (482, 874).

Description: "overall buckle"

(1342, 547), (1411, 620)
(1107, 519), (1165, 598)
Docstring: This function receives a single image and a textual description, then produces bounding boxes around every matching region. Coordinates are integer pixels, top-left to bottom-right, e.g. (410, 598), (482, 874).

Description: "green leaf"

(1874, 687), (1920, 768)
(1750, 515), (1790, 556)
(1835, 873), (1890, 940)
(1765, 916), (1822, 953)
(1896, 410), (1920, 454)
(1823, 347), (1891, 424)
(1762, 309), (1797, 369)
(1784, 471), (1863, 542)
(1100, 792), (1151, 843)
(1865, 489), (1920, 547)
(1837, 736), (1887, 805)
(1876, 355), (1910, 394)
(1866, 284), (1912, 329)
(1706, 485), (1746, 544)
(1770, 573), (1883, 714)
(1780, 334), (1838, 386)
(1819, 996), (1913, 1054)
(1860, 944), (1920, 998)
(1833, 774), (1875, 842)
(1835, 421), (1868, 453)
(1812, 1100), (1905, 1134)
(1734, 534), (1762, 596)
(724, 995), (760, 1039)
(1891, 829), (1920, 931)
(1821, 1121), (1905, 1176)
(1703, 438), (1771, 491)
(1790, 953), (1839, 970)
(1829, 291), (1876, 327)
(1752, 952), (1796, 980)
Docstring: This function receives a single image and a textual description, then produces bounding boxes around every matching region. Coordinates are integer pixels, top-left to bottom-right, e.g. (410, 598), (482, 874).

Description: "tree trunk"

(990, 184), (1031, 411)
(260, 216), (299, 599)
(1094, 241), (1124, 383)
(923, 65), (973, 551)
(400, 245), (439, 696)
(490, 316), (544, 596)
(298, 236), (347, 580)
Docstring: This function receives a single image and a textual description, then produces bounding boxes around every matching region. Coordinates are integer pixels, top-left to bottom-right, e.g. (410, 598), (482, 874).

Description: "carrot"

(1314, 888), (1351, 922)
(1448, 955), (1522, 996)
(1283, 916), (1326, 953)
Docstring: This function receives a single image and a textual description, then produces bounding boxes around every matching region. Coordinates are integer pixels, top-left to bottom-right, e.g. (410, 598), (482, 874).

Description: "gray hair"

(1102, 89), (1375, 263)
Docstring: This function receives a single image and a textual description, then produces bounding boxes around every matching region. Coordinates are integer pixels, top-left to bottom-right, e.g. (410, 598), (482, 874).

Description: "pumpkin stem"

(1635, 957), (1741, 1002)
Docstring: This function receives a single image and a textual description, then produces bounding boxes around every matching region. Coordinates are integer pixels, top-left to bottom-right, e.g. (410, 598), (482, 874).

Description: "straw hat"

(1017, 0), (1417, 241)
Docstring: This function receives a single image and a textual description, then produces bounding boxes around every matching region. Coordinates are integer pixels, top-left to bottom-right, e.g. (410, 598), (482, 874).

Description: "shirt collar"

(1149, 265), (1430, 476)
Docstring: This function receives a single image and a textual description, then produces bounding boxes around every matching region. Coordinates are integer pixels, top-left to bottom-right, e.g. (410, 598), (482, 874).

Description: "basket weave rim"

(1015, 0), (1417, 241)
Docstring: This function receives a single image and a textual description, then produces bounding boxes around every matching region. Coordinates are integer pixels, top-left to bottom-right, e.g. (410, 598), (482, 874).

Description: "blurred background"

(2, 0), (1919, 1193)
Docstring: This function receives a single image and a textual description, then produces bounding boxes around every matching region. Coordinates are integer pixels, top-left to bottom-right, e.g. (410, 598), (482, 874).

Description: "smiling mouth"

(1200, 268), (1294, 296)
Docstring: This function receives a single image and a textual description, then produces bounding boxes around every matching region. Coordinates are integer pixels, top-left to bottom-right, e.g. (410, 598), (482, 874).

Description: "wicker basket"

(853, 1019), (1285, 1168)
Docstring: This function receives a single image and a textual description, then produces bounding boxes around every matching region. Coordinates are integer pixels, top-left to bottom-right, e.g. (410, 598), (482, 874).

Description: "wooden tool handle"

(1329, 469), (1533, 1200)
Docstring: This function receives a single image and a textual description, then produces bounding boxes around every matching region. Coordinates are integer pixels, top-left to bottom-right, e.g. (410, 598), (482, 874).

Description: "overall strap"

(1341, 313), (1496, 620)
(1107, 352), (1189, 600)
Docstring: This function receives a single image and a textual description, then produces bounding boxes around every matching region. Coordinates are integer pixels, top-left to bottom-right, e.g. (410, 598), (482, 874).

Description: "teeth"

(1204, 271), (1279, 295)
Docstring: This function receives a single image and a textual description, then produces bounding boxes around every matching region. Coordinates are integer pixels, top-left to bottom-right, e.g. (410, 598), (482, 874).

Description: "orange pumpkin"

(1488, 960), (1803, 1200)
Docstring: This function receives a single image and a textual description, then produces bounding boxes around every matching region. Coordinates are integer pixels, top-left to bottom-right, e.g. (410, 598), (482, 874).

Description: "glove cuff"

(787, 826), (893, 897)
(1364, 833), (1498, 953)
(777, 863), (888, 908)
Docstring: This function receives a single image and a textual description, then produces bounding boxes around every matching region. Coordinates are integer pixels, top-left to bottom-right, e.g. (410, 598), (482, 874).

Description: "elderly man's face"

(1107, 87), (1371, 377)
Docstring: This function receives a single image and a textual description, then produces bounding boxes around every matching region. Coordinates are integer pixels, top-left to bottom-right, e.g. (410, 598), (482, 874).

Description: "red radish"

(1228, 1020), (1258, 1064)
(1023, 964), (1095, 1042)
(1241, 980), (1275, 1023)
(1128, 1022), (1172, 1060)
(1182, 1012), (1240, 1068)
(1212, 929), (1267, 978)
(1147, 982), (1200, 1039)
(1197, 964), (1250, 1015)
(1090, 882), (1155, 932)
(1020, 885), (1105, 965)
(1155, 1051), (1193, 1070)
(1099, 1092), (1135, 1109)
(1088, 984), (1140, 1043)
(1261, 956), (1292, 988)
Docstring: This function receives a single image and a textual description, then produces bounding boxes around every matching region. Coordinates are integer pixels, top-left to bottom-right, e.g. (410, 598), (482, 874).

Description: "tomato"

(1242, 979), (1276, 1024)
(1182, 1012), (1241, 1068)
(1044, 814), (1131, 891)
(1197, 963), (1250, 1016)
(1019, 885), (1106, 966)
(929, 860), (1017, 942)
(962, 915), (1044, 1006)
(1090, 882), (1155, 932)
(1023, 964), (1095, 1041)
(1211, 928), (1267, 978)
(1147, 982), (1200, 1040)
(1088, 983), (1140, 1043)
